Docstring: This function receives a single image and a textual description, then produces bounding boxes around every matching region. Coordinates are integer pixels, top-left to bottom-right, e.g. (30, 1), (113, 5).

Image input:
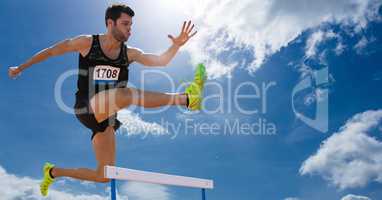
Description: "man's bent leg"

(90, 87), (188, 122)
(50, 126), (115, 183)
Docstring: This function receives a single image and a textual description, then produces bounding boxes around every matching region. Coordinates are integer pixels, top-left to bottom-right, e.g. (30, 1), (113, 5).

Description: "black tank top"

(76, 35), (130, 99)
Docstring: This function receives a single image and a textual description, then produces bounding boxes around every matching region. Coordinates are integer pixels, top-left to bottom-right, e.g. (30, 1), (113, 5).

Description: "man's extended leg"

(40, 126), (116, 196)
(90, 88), (188, 122)
(90, 63), (207, 122)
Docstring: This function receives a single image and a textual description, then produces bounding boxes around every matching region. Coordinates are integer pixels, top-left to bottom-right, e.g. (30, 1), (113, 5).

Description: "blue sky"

(1, 1), (382, 200)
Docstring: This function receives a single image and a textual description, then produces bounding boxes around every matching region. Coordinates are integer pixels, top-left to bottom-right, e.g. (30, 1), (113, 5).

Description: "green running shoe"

(40, 162), (55, 196)
(185, 63), (207, 110)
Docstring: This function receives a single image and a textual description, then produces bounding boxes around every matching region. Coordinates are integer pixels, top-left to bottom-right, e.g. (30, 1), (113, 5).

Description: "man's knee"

(95, 166), (112, 183)
(95, 177), (111, 183)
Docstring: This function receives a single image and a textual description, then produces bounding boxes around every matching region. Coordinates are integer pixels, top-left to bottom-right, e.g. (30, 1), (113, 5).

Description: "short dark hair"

(105, 4), (135, 27)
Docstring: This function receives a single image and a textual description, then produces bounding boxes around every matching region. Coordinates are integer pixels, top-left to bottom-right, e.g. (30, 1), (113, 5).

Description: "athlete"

(8, 4), (206, 196)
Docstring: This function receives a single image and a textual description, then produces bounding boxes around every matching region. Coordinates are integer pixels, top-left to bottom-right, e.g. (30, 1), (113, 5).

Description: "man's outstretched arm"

(129, 20), (197, 67)
(8, 35), (91, 78)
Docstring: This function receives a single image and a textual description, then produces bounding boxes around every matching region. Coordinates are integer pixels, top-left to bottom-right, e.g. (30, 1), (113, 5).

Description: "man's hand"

(168, 20), (197, 47)
(128, 22), (197, 66)
(8, 66), (22, 79)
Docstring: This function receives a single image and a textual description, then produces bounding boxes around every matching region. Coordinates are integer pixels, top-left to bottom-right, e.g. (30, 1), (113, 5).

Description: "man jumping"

(8, 4), (206, 196)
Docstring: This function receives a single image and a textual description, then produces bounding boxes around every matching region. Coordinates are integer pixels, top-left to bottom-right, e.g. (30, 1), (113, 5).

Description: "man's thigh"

(90, 88), (135, 122)
(92, 126), (116, 169)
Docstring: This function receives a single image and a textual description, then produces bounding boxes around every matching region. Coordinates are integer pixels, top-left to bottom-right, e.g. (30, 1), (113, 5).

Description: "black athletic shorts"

(74, 95), (121, 140)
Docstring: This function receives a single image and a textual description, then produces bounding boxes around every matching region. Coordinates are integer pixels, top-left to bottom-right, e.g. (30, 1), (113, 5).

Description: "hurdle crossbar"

(104, 166), (214, 200)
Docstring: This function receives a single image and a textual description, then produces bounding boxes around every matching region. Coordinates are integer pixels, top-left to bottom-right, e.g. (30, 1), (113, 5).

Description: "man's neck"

(100, 33), (121, 50)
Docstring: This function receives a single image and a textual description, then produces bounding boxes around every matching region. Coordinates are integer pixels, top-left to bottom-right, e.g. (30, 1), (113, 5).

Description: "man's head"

(105, 4), (135, 42)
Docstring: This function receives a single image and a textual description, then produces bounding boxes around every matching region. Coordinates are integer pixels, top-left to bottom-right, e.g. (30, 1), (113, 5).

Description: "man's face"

(110, 13), (132, 42)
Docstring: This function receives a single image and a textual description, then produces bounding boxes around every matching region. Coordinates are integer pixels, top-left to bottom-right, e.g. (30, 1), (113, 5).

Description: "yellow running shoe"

(40, 162), (55, 196)
(185, 63), (207, 110)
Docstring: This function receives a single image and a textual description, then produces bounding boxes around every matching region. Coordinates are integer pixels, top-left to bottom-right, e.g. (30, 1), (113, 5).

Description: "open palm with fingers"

(8, 66), (22, 79)
(168, 20), (197, 47)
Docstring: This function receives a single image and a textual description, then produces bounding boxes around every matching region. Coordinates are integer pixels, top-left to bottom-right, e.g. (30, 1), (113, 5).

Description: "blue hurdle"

(104, 166), (214, 200)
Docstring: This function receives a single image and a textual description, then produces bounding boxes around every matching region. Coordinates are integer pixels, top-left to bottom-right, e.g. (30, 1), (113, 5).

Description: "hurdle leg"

(111, 179), (117, 200)
(201, 188), (206, 200)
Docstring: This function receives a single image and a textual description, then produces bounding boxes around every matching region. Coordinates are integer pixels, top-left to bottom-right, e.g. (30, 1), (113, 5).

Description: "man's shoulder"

(126, 46), (143, 62)
(70, 35), (93, 55)
(73, 34), (93, 45)
(126, 46), (143, 54)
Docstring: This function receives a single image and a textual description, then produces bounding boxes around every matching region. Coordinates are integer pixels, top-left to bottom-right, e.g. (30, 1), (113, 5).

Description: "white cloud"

(120, 182), (170, 200)
(305, 30), (338, 58)
(341, 194), (371, 200)
(335, 42), (346, 55)
(354, 36), (369, 53)
(300, 109), (382, 189)
(354, 36), (376, 54)
(284, 197), (300, 200)
(0, 165), (107, 200)
(179, 0), (382, 78)
(117, 109), (168, 138)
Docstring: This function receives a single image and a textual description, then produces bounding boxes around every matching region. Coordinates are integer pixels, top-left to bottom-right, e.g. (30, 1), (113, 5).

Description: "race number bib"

(93, 65), (120, 84)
